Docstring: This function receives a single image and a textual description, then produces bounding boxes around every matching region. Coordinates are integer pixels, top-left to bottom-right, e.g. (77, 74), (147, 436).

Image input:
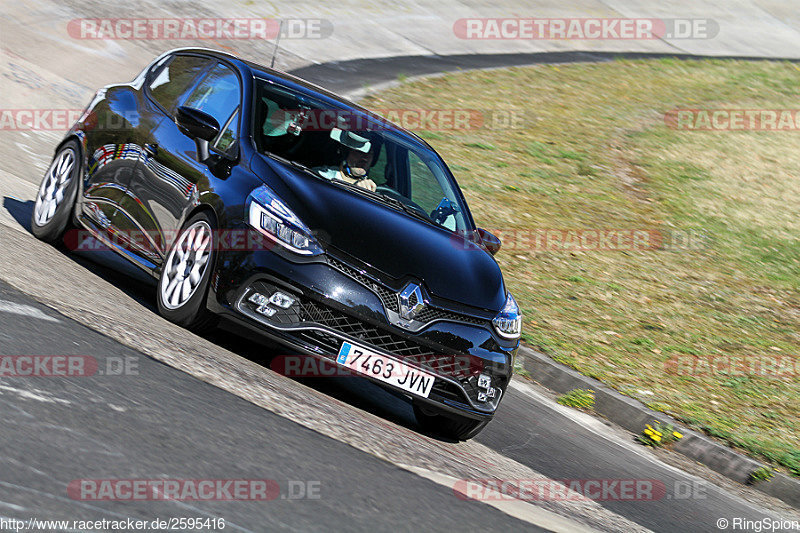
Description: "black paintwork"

(58, 47), (518, 420)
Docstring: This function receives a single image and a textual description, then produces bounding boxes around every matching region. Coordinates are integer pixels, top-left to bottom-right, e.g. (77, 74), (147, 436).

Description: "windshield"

(253, 78), (470, 232)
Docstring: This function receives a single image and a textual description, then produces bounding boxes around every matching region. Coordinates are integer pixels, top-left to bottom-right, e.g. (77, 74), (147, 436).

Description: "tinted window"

(369, 143), (388, 187)
(183, 62), (240, 129)
(149, 55), (210, 113)
(215, 110), (238, 153)
(409, 151), (444, 214)
(253, 78), (470, 232)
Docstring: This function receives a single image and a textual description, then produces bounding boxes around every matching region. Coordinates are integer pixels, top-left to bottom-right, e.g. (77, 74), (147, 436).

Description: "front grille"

(243, 281), (474, 379)
(299, 297), (440, 360)
(296, 329), (341, 354)
(297, 328), (474, 380)
(412, 305), (486, 326)
(326, 256), (490, 327)
(327, 256), (399, 312)
(240, 279), (508, 411)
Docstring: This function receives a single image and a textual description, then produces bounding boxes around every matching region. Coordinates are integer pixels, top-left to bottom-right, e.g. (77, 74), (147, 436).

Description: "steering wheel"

(375, 185), (401, 198)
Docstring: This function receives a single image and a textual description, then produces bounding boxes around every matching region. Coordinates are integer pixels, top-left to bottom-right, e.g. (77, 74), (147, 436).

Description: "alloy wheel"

(34, 147), (75, 227)
(160, 221), (212, 309)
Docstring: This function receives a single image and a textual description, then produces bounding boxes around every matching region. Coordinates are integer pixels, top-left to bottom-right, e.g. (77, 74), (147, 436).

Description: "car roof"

(163, 47), (433, 151)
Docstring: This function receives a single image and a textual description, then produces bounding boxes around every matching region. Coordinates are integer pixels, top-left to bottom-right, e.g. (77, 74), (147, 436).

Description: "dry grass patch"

(364, 58), (800, 475)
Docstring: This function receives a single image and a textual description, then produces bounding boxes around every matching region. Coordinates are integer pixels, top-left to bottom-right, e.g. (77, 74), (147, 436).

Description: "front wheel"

(31, 141), (80, 244)
(156, 211), (218, 331)
(413, 403), (489, 441)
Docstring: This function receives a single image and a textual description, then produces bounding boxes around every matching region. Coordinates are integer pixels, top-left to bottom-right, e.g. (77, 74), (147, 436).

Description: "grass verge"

(362, 58), (800, 476)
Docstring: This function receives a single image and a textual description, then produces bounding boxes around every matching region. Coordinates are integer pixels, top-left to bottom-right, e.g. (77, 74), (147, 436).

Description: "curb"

(518, 346), (800, 508)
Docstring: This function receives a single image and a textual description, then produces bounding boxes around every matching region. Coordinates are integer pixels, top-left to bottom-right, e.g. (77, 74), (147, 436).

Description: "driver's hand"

(356, 178), (377, 192)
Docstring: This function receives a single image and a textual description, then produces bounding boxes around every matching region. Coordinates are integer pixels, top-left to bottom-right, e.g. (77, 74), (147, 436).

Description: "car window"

(369, 142), (388, 187)
(215, 109), (238, 153)
(183, 62), (240, 130)
(148, 55), (210, 114)
(409, 152), (445, 215)
(253, 78), (470, 232)
(182, 62), (241, 155)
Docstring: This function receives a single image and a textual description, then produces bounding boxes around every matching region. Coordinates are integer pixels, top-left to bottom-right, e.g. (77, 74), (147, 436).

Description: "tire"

(31, 141), (80, 244)
(156, 211), (219, 332)
(413, 403), (490, 441)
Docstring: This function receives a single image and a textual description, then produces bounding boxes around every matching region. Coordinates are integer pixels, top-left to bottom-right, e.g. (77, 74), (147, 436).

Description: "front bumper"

(208, 247), (518, 420)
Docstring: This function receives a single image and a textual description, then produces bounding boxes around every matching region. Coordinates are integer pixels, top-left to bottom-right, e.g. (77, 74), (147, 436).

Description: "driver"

(315, 128), (381, 192)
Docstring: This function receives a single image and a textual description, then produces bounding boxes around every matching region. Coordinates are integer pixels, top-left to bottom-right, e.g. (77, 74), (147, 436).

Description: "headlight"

(246, 185), (323, 255)
(493, 293), (522, 339)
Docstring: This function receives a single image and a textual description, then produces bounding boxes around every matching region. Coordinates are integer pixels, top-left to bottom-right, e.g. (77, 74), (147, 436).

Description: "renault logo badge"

(398, 283), (425, 320)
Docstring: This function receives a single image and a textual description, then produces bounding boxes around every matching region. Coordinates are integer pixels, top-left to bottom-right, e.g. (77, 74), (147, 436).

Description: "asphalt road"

(290, 51), (800, 99)
(0, 278), (541, 532)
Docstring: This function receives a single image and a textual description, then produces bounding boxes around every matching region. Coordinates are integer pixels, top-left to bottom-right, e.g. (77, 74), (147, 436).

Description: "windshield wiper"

(330, 179), (436, 226)
(266, 154), (439, 226)
(264, 152), (317, 176)
(265, 158), (439, 227)
(375, 192), (434, 225)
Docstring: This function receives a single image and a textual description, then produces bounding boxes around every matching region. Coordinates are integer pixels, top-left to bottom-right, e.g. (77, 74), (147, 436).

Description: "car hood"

(255, 155), (506, 311)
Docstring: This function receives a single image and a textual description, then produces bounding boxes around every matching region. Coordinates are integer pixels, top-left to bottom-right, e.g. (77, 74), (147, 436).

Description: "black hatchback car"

(32, 48), (521, 440)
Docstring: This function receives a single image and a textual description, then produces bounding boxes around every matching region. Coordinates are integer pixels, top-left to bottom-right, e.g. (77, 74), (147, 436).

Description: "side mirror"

(477, 227), (501, 255)
(175, 106), (220, 162)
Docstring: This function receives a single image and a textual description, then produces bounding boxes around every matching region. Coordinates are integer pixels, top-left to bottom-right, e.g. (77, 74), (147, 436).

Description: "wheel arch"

(185, 202), (219, 229)
(54, 134), (87, 169)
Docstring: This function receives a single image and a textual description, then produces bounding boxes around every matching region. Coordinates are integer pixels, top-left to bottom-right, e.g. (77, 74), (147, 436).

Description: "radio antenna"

(270, 19), (283, 69)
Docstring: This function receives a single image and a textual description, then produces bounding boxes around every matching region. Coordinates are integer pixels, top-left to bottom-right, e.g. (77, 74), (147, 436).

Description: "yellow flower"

(673, 431), (683, 439)
(644, 429), (653, 436)
(652, 435), (662, 442)
(654, 431), (662, 437)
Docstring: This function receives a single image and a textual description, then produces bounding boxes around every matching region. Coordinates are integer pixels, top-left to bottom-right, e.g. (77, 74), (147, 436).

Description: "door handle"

(144, 143), (158, 156)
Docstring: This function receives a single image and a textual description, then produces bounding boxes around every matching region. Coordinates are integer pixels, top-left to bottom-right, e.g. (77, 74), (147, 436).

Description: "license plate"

(336, 341), (435, 398)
